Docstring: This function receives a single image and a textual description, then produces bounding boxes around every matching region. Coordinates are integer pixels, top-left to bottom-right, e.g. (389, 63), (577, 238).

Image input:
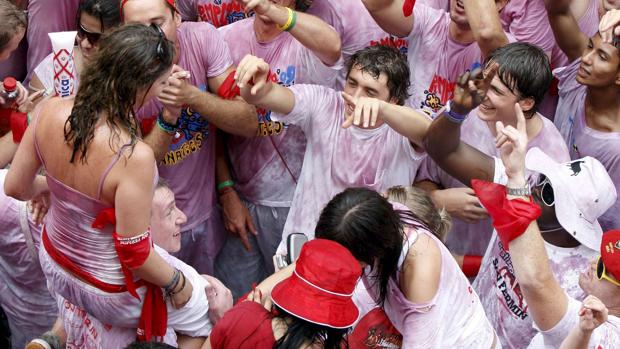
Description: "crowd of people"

(0, 0), (619, 348)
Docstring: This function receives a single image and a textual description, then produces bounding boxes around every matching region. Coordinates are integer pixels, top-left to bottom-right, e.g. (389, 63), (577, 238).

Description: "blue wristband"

(445, 101), (468, 123)
(157, 111), (178, 134)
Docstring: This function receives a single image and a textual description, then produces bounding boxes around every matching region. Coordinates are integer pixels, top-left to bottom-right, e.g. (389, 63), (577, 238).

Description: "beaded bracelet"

(163, 268), (181, 293)
(157, 111), (178, 134)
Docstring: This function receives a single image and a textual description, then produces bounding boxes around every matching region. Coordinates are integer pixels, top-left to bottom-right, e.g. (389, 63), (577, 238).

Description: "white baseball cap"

(525, 147), (617, 251)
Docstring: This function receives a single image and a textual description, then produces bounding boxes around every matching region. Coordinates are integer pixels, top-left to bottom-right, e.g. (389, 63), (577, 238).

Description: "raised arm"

(545, 0), (588, 62)
(361, 0), (415, 38)
(464, 0), (509, 57)
(235, 55), (296, 115)
(238, 0), (341, 65)
(424, 67), (498, 186)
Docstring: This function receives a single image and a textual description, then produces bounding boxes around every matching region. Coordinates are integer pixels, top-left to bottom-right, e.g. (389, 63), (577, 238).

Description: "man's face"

(476, 70), (525, 126)
(343, 65), (395, 127)
(449, 0), (507, 27)
(579, 258), (620, 308)
(576, 34), (620, 88)
(122, 0), (181, 46)
(0, 28), (24, 62)
(150, 186), (187, 253)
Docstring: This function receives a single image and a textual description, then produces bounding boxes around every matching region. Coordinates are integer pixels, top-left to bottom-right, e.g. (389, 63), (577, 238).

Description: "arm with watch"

(424, 63), (530, 197)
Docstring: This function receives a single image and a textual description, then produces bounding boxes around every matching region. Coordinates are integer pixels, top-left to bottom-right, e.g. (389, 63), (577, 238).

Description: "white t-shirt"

(272, 84), (425, 254)
(528, 295), (620, 348)
(475, 158), (597, 348)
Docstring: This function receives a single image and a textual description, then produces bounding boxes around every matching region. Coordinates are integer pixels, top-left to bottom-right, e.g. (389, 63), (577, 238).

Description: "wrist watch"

(506, 185), (531, 196)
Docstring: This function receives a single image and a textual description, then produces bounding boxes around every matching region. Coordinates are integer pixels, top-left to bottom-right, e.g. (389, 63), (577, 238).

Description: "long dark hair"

(274, 306), (349, 349)
(315, 188), (404, 306)
(75, 0), (121, 32)
(64, 24), (174, 163)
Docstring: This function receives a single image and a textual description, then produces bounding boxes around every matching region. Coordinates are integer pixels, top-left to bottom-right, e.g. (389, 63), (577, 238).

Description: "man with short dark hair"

(234, 45), (431, 254)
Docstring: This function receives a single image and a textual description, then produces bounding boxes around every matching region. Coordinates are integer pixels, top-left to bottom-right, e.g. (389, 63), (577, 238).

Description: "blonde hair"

(0, 0), (26, 52)
(386, 186), (452, 241)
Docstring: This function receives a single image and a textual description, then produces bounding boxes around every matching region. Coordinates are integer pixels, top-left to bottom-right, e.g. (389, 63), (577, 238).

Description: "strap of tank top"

(398, 228), (419, 268)
(31, 104), (47, 168)
(96, 143), (132, 201)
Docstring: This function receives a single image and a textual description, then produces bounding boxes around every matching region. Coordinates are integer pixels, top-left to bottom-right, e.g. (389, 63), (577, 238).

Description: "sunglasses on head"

(596, 256), (620, 287)
(536, 175), (555, 207)
(152, 24), (166, 60)
(77, 24), (103, 45)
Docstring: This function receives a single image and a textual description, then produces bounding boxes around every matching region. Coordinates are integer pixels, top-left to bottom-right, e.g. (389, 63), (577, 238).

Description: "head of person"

(578, 230), (620, 310)
(576, 32), (620, 90)
(75, 0), (121, 60)
(270, 239), (359, 349)
(315, 187), (405, 306)
(255, 0), (313, 25)
(121, 0), (181, 50)
(0, 0), (26, 61)
(150, 180), (187, 253)
(65, 24), (174, 163)
(386, 186), (452, 242)
(477, 43), (553, 125)
(449, 0), (508, 27)
(344, 45), (410, 126)
(525, 148), (617, 251)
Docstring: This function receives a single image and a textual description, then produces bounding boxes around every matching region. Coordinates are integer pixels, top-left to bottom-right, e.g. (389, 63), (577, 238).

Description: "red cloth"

(462, 255), (482, 278)
(10, 111), (27, 143)
(217, 70), (241, 100)
(347, 308), (402, 349)
(209, 301), (276, 349)
(471, 180), (542, 251)
(91, 208), (166, 342)
(403, 0), (416, 17)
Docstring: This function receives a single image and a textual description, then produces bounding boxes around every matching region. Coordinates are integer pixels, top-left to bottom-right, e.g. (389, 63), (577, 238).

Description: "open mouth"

(172, 231), (181, 238)
(480, 103), (495, 112)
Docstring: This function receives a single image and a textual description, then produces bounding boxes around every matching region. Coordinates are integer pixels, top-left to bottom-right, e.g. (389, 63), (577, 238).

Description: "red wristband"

(403, 0), (416, 17)
(471, 179), (541, 251)
(462, 255), (482, 277)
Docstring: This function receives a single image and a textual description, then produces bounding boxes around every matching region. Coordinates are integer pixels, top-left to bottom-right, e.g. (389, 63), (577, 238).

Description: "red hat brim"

(270, 272), (359, 329)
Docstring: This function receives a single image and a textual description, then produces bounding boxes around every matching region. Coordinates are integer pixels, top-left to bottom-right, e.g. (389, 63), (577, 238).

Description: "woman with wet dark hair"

(6, 24), (212, 347)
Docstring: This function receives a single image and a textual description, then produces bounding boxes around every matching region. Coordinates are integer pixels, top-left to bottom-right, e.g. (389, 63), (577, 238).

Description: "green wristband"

(217, 180), (235, 191)
(285, 10), (297, 32)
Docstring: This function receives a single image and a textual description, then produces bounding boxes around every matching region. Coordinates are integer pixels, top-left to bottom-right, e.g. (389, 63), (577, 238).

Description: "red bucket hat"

(271, 239), (361, 329)
(601, 230), (620, 281)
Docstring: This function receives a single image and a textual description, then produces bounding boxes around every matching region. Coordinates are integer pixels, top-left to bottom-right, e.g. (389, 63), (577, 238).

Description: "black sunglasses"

(536, 175), (555, 207)
(77, 24), (103, 45)
(152, 24), (166, 60)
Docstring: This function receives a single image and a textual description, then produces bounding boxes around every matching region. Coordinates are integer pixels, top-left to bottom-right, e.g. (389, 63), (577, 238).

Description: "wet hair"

(76, 0), (121, 32)
(124, 341), (177, 349)
(273, 306), (349, 349)
(0, 0), (26, 52)
(386, 186), (452, 242)
(484, 42), (553, 116)
(315, 188), (404, 306)
(293, 0), (313, 12)
(64, 24), (174, 163)
(345, 45), (411, 105)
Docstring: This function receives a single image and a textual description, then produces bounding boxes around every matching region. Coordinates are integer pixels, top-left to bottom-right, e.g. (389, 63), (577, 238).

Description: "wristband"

(403, 0), (416, 17)
(217, 180), (235, 191)
(444, 100), (468, 123)
(471, 180), (541, 251)
(506, 185), (531, 197)
(163, 268), (181, 293)
(462, 255), (482, 277)
(157, 111), (178, 134)
(277, 8), (297, 32)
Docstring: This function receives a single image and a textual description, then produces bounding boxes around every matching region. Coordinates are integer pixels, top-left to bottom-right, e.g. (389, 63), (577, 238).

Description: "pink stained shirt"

(416, 110), (570, 256)
(363, 223), (496, 348)
(405, 4), (494, 115)
(271, 84), (424, 254)
(472, 158), (598, 349)
(219, 18), (340, 206)
(175, 0), (250, 27)
(26, 0), (80, 83)
(528, 295), (620, 348)
(554, 59), (620, 232)
(136, 22), (232, 231)
(307, 0), (409, 89)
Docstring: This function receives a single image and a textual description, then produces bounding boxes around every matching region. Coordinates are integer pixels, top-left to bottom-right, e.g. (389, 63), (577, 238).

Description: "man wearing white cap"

(424, 67), (617, 348)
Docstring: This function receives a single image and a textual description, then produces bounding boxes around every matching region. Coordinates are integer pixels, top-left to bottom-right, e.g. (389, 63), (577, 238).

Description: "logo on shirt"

(197, 0), (249, 28)
(421, 74), (456, 113)
(162, 84), (210, 166)
(369, 36), (409, 56)
(256, 66), (296, 137)
(493, 241), (529, 320)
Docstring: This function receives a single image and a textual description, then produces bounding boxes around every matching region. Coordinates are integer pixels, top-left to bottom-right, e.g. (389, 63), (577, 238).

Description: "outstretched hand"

(451, 63), (498, 115)
(341, 92), (385, 129)
(495, 103), (528, 180)
(235, 54), (271, 97)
